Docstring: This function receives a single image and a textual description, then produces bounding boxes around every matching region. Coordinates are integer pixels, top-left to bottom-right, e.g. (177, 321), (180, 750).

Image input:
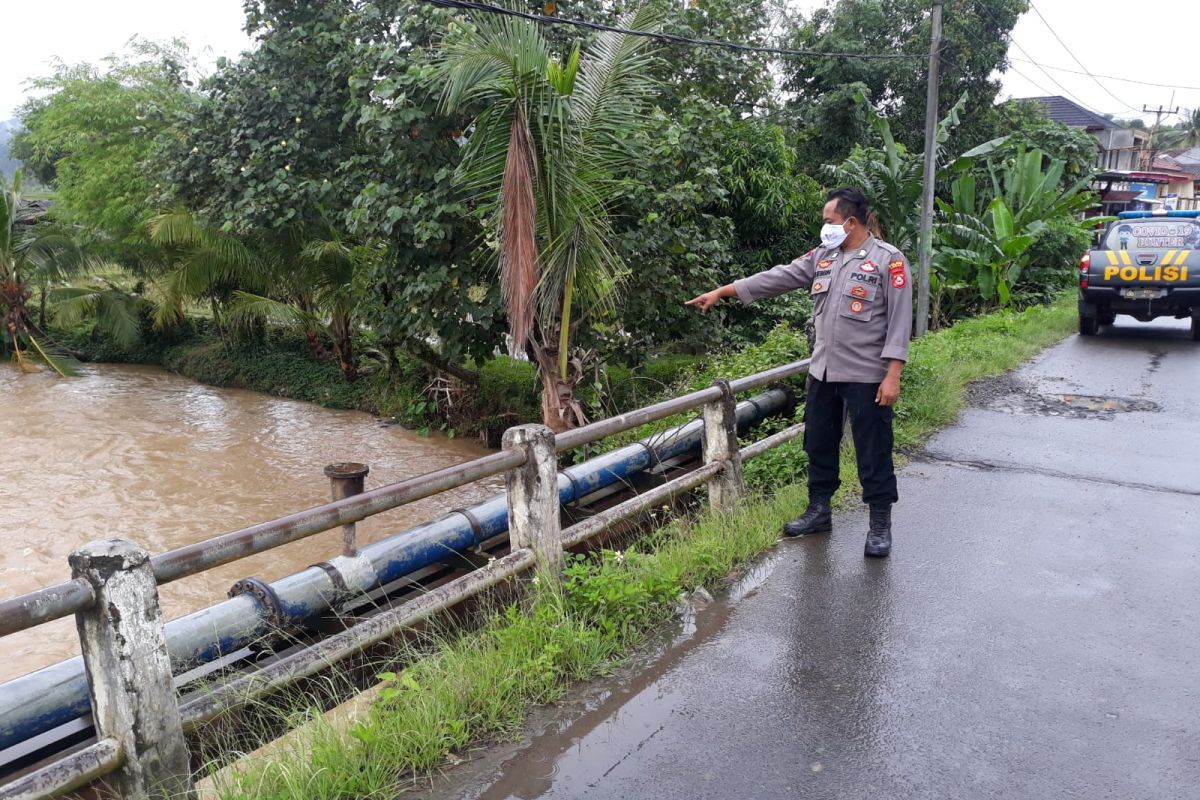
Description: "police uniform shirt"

(733, 236), (913, 383)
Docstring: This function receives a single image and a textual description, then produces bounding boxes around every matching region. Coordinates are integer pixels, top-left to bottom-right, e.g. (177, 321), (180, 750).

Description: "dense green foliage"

(12, 40), (191, 254)
(9, 0), (1090, 434)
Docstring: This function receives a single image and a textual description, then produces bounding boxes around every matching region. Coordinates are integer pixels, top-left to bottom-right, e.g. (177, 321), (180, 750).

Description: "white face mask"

(820, 221), (850, 249)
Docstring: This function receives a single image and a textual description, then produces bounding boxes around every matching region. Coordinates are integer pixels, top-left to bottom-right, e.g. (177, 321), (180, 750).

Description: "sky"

(2, 0), (1198, 124)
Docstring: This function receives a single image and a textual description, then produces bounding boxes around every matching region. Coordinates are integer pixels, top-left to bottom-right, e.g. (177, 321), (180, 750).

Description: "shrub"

(1016, 220), (1091, 306)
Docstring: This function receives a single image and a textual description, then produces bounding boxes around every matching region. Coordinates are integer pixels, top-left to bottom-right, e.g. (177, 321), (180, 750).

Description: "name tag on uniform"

(812, 268), (833, 294)
(849, 271), (880, 286)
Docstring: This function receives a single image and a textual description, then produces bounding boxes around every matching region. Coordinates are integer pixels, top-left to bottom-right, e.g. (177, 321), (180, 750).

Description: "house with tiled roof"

(1021, 96), (1200, 213)
(1025, 96), (1149, 171)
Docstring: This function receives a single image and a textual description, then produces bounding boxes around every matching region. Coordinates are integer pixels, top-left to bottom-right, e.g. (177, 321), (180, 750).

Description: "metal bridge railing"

(0, 357), (810, 800)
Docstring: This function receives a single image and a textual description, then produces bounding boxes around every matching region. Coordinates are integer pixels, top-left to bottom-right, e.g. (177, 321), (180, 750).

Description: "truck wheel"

(1099, 309), (1116, 326)
(1191, 309), (1200, 342)
(1079, 302), (1099, 336)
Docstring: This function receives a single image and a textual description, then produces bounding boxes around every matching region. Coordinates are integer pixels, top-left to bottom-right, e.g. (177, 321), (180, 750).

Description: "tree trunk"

(329, 314), (357, 383)
(533, 336), (586, 433)
(38, 286), (47, 329)
(304, 329), (329, 361)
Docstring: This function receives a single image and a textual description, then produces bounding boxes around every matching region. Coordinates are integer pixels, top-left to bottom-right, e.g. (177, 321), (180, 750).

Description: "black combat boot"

(864, 504), (892, 558)
(782, 497), (832, 538)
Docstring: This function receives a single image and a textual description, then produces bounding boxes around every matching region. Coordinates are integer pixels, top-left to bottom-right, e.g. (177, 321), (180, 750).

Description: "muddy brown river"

(0, 363), (500, 684)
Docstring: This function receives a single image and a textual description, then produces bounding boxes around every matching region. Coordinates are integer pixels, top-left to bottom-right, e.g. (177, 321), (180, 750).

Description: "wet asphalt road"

(436, 318), (1200, 800)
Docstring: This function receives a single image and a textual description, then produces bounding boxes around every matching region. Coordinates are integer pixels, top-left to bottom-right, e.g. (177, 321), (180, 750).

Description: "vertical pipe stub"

(325, 463), (369, 556)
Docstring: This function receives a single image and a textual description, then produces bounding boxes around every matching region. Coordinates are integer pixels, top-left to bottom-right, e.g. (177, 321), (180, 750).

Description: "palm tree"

(227, 231), (381, 382)
(429, 7), (661, 431)
(1, 170), (90, 374)
(147, 208), (270, 342)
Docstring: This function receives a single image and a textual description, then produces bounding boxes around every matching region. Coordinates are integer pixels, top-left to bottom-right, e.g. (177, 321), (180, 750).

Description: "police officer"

(686, 187), (912, 557)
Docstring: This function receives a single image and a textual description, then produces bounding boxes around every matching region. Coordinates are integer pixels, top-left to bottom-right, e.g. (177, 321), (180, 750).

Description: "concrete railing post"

(324, 462), (370, 557)
(703, 379), (746, 513)
(502, 425), (564, 575)
(69, 539), (195, 800)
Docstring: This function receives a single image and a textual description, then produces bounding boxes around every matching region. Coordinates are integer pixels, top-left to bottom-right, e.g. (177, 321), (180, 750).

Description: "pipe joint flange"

(228, 577), (288, 630)
(452, 507), (486, 549)
(559, 469), (584, 505)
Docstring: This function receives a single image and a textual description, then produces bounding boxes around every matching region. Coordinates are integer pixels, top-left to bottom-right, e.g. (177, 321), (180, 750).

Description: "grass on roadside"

(204, 295), (1078, 799)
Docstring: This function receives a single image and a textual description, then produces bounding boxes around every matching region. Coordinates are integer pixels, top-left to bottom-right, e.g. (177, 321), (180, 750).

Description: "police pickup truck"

(1079, 210), (1200, 339)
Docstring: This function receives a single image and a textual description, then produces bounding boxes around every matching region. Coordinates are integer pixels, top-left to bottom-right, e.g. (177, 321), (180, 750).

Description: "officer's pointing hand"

(686, 285), (733, 312)
(685, 290), (721, 312)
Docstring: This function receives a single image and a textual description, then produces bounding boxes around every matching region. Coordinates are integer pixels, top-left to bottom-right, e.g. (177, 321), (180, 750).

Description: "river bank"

(55, 320), (706, 445)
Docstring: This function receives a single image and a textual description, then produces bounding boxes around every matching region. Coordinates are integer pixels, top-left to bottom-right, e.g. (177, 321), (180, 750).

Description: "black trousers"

(803, 376), (898, 506)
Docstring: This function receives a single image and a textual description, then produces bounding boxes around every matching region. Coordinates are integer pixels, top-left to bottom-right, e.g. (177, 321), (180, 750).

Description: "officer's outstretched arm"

(731, 250), (818, 305)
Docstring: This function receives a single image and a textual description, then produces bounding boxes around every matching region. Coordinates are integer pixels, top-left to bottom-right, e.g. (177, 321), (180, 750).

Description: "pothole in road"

(990, 393), (1162, 419)
(969, 375), (1161, 420)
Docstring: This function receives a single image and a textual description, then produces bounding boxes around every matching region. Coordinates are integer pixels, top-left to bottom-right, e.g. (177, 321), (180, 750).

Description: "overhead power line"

(971, 2), (1109, 117)
(1010, 58), (1200, 93)
(1027, 2), (1139, 112)
(424, 0), (928, 60)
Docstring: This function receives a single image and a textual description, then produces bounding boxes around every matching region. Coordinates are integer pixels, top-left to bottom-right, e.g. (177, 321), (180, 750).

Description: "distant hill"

(0, 118), (22, 180)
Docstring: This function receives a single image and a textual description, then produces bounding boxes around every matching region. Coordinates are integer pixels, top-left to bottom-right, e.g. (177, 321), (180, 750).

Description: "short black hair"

(827, 186), (870, 225)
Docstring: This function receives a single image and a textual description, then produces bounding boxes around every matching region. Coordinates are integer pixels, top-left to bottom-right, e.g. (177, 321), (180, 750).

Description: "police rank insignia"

(850, 285), (868, 298)
(860, 262), (876, 272)
(817, 259), (834, 268)
(849, 299), (865, 313)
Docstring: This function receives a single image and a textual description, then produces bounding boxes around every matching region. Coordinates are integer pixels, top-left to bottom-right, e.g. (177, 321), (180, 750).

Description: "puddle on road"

(968, 372), (1161, 420)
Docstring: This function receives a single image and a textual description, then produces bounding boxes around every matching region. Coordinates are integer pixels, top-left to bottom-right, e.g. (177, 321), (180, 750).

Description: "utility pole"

(914, 0), (943, 337)
(1143, 99), (1180, 170)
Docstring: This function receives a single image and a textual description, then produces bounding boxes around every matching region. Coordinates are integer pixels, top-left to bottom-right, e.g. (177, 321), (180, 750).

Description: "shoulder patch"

(892, 272), (907, 289)
(888, 259), (905, 271)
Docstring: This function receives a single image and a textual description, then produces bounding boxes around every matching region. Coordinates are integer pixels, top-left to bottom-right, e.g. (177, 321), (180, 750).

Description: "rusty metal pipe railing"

(0, 738), (122, 800)
(177, 433), (802, 729)
(556, 356), (811, 453)
(150, 448), (526, 585)
(740, 422), (806, 461)
(561, 460), (725, 548)
(727, 357), (812, 394)
(555, 386), (724, 452)
(0, 580), (95, 639)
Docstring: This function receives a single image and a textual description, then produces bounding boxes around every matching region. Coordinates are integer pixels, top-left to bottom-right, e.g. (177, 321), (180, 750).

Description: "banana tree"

(935, 187), (1043, 308)
(934, 147), (1108, 316)
(429, 8), (661, 431)
(825, 91), (1008, 253)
